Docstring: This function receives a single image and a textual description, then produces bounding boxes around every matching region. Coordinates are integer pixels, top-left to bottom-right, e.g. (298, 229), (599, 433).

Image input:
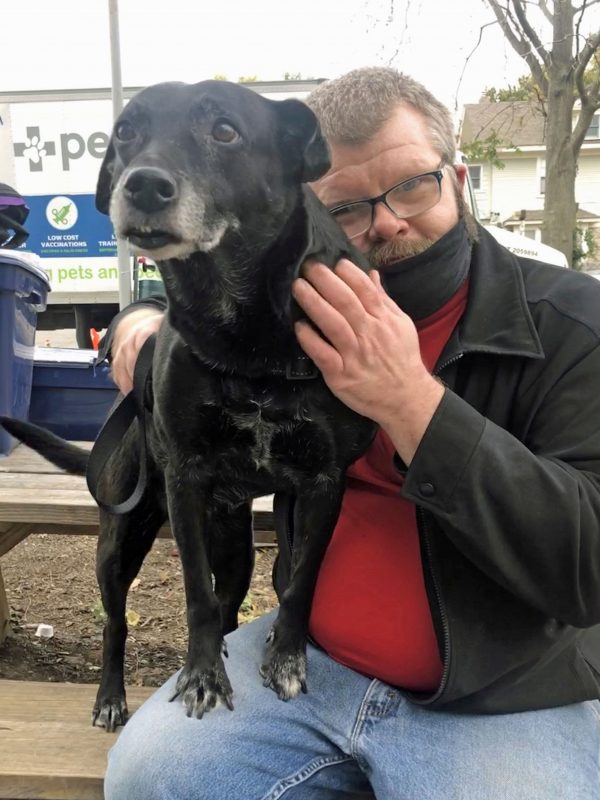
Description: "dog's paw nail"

(301, 680), (308, 694)
(265, 629), (275, 644)
(225, 695), (234, 711)
(221, 640), (229, 658)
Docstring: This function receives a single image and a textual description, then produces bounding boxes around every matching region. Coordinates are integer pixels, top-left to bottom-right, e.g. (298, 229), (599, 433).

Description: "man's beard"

(368, 236), (436, 268)
(367, 190), (478, 269)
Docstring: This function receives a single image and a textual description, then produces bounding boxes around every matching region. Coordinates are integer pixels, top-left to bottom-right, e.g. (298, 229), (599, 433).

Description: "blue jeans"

(105, 612), (600, 800)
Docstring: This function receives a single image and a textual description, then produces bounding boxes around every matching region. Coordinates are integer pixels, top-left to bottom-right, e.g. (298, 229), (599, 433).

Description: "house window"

(586, 113), (599, 139)
(468, 165), (481, 191)
(538, 159), (546, 195)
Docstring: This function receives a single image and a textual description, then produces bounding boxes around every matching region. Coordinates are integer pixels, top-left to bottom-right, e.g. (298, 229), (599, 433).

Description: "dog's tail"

(0, 416), (88, 475)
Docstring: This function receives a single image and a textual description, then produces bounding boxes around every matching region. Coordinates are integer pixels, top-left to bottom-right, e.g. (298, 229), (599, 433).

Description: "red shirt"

(308, 280), (469, 691)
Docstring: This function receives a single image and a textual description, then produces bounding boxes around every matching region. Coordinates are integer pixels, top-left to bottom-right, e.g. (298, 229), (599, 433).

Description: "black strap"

(86, 335), (156, 514)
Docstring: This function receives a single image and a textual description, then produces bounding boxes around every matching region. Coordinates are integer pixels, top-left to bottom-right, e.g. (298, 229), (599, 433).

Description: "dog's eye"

(211, 121), (239, 144)
(115, 121), (137, 142)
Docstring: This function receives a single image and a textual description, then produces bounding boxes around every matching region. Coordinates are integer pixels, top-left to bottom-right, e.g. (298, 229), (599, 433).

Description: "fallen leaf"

(126, 609), (141, 627)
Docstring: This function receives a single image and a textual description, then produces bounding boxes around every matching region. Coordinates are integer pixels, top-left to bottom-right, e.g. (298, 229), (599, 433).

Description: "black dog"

(1, 80), (376, 730)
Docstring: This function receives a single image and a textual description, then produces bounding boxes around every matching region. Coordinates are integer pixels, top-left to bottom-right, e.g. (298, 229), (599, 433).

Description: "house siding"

(473, 156), (539, 221)
(576, 157), (600, 217)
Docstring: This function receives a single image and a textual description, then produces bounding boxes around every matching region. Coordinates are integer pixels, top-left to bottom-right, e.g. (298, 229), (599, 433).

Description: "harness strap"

(86, 334), (156, 515)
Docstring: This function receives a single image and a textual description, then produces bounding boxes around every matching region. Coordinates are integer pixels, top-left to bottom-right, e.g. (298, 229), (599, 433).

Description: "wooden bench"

(0, 678), (153, 800)
(0, 680), (374, 800)
(0, 441), (275, 644)
(0, 443), (278, 798)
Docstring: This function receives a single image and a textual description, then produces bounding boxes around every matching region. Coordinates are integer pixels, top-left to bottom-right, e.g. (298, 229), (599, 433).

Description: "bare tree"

(484, 0), (600, 265)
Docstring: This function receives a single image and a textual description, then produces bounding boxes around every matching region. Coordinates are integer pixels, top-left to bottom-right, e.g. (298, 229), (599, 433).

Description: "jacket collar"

(444, 224), (545, 363)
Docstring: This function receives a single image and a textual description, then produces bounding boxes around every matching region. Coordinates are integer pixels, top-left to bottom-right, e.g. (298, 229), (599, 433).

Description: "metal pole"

(108, 0), (132, 309)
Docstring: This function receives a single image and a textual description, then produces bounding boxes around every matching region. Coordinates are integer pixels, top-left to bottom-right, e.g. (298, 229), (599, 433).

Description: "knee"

(104, 718), (171, 800)
(103, 698), (242, 800)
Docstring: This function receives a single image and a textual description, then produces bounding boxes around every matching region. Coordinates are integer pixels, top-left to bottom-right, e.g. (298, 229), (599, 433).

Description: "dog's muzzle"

(122, 166), (180, 250)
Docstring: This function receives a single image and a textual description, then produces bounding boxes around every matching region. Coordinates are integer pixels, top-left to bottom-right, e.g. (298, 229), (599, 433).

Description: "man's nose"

(366, 202), (409, 244)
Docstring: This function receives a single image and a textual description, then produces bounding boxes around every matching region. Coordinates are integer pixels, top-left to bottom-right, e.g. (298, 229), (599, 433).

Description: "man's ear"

(453, 163), (468, 190)
(95, 138), (116, 215)
(276, 99), (331, 183)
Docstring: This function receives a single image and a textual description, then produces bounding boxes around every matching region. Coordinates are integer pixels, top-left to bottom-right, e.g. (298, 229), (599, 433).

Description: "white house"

(458, 100), (600, 258)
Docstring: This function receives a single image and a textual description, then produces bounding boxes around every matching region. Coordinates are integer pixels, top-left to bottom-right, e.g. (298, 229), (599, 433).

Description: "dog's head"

(96, 80), (331, 262)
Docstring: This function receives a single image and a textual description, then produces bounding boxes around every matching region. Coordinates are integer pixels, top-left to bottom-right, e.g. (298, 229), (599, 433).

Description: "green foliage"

(484, 74), (543, 102)
(283, 71), (304, 81)
(572, 227), (598, 271)
(238, 75), (258, 83)
(485, 64), (600, 104)
(212, 74), (228, 81)
(461, 132), (515, 168)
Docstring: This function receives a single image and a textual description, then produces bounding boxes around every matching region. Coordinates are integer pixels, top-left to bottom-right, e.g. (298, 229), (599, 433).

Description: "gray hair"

(306, 66), (456, 166)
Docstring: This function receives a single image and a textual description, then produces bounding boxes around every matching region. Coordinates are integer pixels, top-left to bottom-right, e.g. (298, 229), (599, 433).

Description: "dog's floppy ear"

(95, 138), (117, 215)
(277, 99), (331, 183)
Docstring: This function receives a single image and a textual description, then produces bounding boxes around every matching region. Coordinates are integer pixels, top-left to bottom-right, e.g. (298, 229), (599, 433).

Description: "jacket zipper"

(414, 506), (451, 704)
(409, 352), (463, 704)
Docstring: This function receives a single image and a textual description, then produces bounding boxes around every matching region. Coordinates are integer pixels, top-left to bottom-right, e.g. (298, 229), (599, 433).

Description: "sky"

(4, 0), (528, 113)
(3, 1), (599, 116)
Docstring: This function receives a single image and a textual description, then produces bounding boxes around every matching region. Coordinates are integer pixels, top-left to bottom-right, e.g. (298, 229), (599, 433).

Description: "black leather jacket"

(274, 226), (600, 714)
(104, 225), (600, 715)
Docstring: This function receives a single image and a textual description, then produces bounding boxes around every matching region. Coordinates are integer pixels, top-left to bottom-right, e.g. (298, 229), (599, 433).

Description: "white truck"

(0, 83), (567, 346)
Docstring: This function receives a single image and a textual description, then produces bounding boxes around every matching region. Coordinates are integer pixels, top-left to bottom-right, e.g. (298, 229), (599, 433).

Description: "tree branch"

(454, 20), (499, 110)
(572, 101), (600, 155)
(574, 0), (600, 11)
(574, 26), (600, 102)
(537, 0), (554, 23)
(574, 0), (587, 59)
(512, 0), (551, 68)
(484, 0), (549, 94)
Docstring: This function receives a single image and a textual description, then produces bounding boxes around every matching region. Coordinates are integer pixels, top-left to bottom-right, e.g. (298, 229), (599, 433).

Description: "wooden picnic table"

(0, 441), (275, 645)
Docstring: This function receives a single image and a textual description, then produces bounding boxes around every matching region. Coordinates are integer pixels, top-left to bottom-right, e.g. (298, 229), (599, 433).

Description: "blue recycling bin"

(0, 250), (50, 455)
(28, 348), (118, 440)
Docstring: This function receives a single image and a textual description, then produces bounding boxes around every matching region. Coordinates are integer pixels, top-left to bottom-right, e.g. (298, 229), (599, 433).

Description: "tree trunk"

(542, 0), (577, 267)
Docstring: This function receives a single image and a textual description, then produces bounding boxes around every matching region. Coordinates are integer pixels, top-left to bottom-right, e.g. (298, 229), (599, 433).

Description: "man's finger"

(292, 276), (359, 354)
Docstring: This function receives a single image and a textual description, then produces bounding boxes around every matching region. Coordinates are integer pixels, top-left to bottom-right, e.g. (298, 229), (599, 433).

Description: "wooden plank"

(0, 680), (153, 800)
(0, 524), (34, 559)
(0, 490), (274, 527)
(0, 443), (92, 475)
(0, 489), (98, 526)
(0, 474), (88, 492)
(17, 522), (276, 546)
(0, 567), (8, 645)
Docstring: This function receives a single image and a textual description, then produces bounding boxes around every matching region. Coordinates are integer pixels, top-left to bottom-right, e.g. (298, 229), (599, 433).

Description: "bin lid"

(0, 249), (51, 289)
(33, 346), (97, 367)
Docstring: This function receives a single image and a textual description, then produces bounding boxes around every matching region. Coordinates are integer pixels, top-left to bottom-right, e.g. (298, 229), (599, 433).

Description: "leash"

(86, 334), (156, 515)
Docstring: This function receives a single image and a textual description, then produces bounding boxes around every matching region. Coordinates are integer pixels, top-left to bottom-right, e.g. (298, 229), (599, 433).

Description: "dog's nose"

(124, 167), (178, 213)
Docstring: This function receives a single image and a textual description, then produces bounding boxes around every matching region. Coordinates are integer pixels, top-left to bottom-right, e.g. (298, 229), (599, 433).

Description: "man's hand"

(292, 259), (444, 465)
(110, 309), (164, 394)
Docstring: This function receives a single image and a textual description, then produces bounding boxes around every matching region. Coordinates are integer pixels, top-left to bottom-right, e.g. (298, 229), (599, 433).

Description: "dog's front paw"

(170, 658), (234, 718)
(92, 693), (129, 732)
(260, 633), (307, 700)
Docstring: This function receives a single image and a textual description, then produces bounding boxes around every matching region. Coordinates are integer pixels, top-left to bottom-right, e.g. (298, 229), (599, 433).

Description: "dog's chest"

(225, 398), (288, 470)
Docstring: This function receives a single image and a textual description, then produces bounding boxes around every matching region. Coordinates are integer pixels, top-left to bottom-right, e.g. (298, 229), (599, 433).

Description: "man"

(103, 67), (600, 799)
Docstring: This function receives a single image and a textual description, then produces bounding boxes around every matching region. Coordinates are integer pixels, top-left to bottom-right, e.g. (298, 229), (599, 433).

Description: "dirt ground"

(3, 326), (279, 686)
(0, 534), (278, 686)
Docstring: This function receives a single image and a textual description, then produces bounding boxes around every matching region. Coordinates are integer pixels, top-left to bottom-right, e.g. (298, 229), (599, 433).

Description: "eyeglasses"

(329, 167), (445, 240)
